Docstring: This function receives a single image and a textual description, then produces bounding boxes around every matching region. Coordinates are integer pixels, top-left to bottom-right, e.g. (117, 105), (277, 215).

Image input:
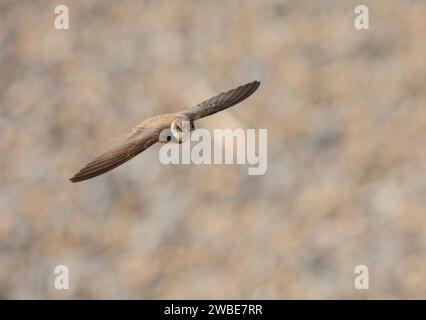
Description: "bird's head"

(170, 116), (195, 143)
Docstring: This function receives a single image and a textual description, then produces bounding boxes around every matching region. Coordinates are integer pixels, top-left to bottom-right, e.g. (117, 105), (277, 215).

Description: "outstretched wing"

(69, 129), (158, 183)
(181, 80), (260, 121)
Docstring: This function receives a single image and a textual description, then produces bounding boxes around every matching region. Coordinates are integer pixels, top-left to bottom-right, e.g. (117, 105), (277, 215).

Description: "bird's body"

(126, 113), (183, 141)
(70, 80), (260, 182)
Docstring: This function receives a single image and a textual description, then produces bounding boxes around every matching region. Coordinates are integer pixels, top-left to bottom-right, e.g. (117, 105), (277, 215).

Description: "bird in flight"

(70, 80), (260, 182)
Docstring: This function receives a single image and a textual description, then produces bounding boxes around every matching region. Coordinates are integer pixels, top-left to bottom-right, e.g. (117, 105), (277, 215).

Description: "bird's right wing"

(181, 80), (260, 121)
(70, 128), (158, 183)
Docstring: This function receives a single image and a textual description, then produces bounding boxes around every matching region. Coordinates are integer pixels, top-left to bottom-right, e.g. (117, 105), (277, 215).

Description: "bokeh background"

(1, 0), (426, 299)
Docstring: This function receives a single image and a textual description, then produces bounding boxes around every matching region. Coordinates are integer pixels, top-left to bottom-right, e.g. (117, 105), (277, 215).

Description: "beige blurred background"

(1, 0), (426, 299)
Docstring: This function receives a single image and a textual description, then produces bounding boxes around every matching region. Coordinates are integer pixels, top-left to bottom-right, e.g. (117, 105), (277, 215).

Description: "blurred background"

(1, 0), (426, 299)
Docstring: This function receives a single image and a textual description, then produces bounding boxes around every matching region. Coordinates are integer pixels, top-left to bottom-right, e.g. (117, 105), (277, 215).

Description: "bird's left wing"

(181, 80), (260, 121)
(69, 128), (158, 183)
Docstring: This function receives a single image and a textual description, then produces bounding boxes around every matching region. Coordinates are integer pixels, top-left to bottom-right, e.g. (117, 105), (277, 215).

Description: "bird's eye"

(167, 135), (171, 142)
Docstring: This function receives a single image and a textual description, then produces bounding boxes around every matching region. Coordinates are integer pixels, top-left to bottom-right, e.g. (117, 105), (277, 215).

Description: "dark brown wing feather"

(181, 80), (260, 121)
(69, 130), (158, 183)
